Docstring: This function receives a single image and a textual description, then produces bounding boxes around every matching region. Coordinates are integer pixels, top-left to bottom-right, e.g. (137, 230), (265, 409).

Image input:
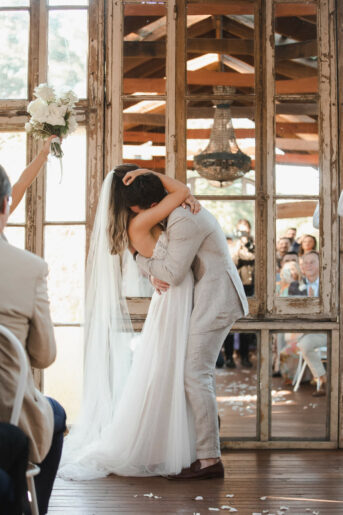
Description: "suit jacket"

(0, 236), (56, 463)
(136, 206), (249, 334)
(288, 280), (307, 296)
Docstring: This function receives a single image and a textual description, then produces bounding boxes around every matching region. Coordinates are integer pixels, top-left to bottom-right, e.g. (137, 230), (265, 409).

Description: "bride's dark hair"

(108, 164), (138, 255)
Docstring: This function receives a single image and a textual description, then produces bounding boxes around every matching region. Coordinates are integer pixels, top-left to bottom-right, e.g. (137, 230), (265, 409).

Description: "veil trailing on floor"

(61, 171), (134, 458)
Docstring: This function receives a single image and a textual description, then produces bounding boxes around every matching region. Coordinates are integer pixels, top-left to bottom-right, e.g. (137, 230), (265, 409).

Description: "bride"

(59, 165), (200, 479)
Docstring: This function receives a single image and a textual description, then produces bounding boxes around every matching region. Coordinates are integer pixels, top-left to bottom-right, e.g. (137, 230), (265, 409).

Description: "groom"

(122, 164), (248, 479)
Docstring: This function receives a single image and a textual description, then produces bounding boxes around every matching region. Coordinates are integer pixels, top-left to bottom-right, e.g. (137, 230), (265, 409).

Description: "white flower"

(34, 83), (56, 103)
(61, 90), (78, 107)
(45, 103), (67, 126)
(25, 122), (33, 133)
(27, 99), (49, 123)
(66, 114), (78, 134)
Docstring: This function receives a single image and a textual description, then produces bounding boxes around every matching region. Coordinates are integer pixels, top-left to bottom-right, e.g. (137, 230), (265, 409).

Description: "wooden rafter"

(123, 74), (318, 94)
(123, 124), (318, 144)
(123, 154), (318, 172)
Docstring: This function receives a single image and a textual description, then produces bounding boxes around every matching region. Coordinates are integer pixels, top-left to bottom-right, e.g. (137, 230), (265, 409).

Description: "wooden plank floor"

(49, 450), (343, 514)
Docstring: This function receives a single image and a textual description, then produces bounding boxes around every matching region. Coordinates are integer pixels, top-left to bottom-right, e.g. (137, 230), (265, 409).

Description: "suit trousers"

(297, 333), (326, 379)
(25, 397), (66, 515)
(185, 326), (231, 459)
(0, 423), (29, 515)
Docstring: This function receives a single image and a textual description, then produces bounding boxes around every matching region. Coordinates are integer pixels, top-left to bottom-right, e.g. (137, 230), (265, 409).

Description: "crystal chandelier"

(193, 86), (252, 184)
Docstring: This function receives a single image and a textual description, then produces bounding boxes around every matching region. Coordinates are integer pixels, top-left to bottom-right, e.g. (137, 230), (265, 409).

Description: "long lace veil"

(61, 171), (134, 458)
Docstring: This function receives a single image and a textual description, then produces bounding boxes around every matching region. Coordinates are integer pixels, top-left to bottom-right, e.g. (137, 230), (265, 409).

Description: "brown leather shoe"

(167, 459), (224, 480)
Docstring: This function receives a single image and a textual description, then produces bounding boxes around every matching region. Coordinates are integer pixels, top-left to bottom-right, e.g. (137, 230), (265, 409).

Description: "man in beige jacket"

(0, 165), (66, 514)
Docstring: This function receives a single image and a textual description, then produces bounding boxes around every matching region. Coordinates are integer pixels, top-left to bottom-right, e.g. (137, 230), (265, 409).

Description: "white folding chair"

(0, 325), (40, 515)
(293, 345), (327, 392)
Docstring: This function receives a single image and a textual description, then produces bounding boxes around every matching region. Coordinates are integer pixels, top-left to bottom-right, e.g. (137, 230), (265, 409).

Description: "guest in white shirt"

(289, 251), (319, 296)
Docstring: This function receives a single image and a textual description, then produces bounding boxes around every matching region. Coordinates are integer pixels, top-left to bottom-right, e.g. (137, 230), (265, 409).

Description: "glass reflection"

(187, 101), (256, 196)
(44, 327), (84, 424)
(4, 226), (25, 249)
(44, 225), (85, 324)
(0, 11), (29, 99)
(201, 200), (255, 297)
(275, 3), (317, 86)
(0, 132), (26, 224)
(216, 332), (258, 439)
(48, 10), (88, 98)
(123, 4), (167, 95)
(45, 128), (86, 222)
(186, 8), (255, 96)
(123, 99), (166, 168)
(122, 250), (154, 298)
(271, 332), (327, 439)
(276, 202), (319, 297)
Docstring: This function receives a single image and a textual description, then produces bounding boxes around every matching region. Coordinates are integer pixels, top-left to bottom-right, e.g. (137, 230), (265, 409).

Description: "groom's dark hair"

(113, 164), (167, 209)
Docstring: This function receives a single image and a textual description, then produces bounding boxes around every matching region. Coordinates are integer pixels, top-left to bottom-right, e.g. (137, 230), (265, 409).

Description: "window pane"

(123, 99), (166, 166)
(44, 327), (83, 424)
(0, 1), (29, 5)
(187, 101), (255, 195)
(217, 331), (258, 439)
(0, 11), (29, 99)
(122, 250), (154, 298)
(275, 4), (318, 90)
(44, 225), (85, 324)
(275, 100), (319, 196)
(45, 128), (86, 222)
(271, 332), (328, 439)
(4, 226), (25, 249)
(48, 10), (88, 98)
(186, 4), (255, 96)
(124, 4), (167, 95)
(276, 200), (319, 298)
(201, 200), (255, 297)
(0, 132), (26, 224)
(49, 0), (88, 5)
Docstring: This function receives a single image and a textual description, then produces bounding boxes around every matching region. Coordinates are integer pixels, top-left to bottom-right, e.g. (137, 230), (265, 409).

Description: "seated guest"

(297, 333), (327, 396)
(289, 251), (319, 297)
(0, 423), (29, 515)
(0, 166), (66, 515)
(298, 234), (317, 256)
(285, 227), (300, 253)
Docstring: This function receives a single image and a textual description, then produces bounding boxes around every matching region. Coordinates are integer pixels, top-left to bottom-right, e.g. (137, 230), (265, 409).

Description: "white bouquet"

(25, 83), (78, 159)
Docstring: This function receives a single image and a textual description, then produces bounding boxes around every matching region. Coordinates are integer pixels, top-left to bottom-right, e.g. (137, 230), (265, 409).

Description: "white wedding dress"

(59, 232), (196, 480)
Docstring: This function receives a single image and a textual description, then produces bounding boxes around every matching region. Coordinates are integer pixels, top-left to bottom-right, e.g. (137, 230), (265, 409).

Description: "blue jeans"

(30, 397), (66, 515)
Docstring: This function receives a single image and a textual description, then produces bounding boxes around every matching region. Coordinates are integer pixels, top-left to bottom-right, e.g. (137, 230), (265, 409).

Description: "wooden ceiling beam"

(123, 154), (318, 172)
(123, 106), (318, 126)
(276, 201), (317, 219)
(124, 39), (255, 58)
(123, 73), (318, 94)
(275, 5), (317, 17)
(123, 125), (318, 143)
(275, 40), (317, 61)
(123, 4), (315, 17)
(275, 17), (317, 41)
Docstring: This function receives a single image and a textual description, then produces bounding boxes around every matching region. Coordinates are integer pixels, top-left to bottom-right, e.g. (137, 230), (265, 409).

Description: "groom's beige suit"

(137, 206), (248, 458)
(0, 236), (56, 463)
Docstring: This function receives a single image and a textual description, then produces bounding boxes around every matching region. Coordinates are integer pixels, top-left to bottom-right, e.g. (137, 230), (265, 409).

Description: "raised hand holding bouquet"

(25, 83), (78, 179)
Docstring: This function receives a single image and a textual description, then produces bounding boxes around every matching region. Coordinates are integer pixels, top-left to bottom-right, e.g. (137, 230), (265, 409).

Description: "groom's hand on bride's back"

(150, 275), (170, 295)
(181, 194), (201, 214)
